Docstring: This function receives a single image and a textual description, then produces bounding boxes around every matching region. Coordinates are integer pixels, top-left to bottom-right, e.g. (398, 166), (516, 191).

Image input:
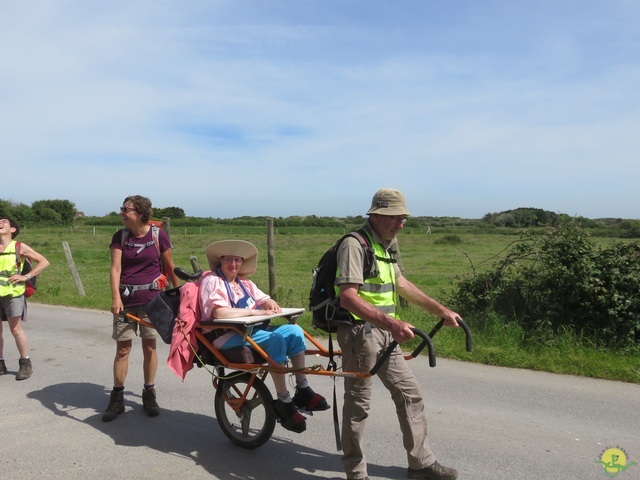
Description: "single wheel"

(214, 372), (276, 449)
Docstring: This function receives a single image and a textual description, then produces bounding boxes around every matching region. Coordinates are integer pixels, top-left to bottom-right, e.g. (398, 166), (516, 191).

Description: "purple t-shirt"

(110, 227), (173, 308)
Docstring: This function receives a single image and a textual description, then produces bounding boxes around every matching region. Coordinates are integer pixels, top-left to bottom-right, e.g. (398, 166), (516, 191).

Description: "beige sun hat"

(205, 240), (259, 276)
(366, 188), (411, 216)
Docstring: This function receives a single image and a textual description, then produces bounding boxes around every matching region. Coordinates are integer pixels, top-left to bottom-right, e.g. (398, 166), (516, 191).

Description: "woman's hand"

(259, 299), (281, 313)
(111, 299), (124, 315)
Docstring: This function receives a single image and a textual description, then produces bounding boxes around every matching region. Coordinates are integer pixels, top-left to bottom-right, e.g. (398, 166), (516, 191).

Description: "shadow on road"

(27, 382), (403, 480)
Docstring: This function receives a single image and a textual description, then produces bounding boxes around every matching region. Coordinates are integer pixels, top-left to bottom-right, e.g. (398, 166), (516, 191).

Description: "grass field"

(18, 225), (640, 384)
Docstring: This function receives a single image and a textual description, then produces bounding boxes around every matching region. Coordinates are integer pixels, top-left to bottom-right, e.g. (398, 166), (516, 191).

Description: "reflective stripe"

(344, 231), (398, 320)
(360, 282), (395, 294)
(374, 304), (396, 315)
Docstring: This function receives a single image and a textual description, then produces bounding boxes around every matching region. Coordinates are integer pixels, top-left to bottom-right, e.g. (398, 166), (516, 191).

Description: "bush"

(434, 234), (462, 245)
(450, 221), (640, 350)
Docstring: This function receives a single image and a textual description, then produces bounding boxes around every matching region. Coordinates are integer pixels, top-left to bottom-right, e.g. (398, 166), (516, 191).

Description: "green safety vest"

(0, 241), (25, 298)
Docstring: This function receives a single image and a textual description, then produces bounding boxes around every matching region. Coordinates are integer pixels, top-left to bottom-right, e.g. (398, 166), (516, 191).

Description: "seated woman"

(198, 240), (329, 434)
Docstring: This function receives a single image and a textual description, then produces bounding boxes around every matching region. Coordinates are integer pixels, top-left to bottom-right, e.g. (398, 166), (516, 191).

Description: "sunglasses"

(120, 206), (136, 213)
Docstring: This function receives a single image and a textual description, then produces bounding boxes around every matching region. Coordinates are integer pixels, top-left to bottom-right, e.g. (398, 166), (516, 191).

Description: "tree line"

(2, 198), (639, 237)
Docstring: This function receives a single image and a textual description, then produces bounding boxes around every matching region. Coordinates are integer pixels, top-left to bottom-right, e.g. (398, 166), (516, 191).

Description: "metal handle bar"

(428, 317), (473, 352)
(370, 327), (436, 375)
(174, 267), (203, 282)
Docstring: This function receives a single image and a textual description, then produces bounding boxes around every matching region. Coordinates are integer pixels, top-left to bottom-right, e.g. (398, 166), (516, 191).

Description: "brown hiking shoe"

(102, 390), (125, 422)
(408, 462), (458, 480)
(16, 357), (32, 380)
(0, 359), (7, 375)
(142, 387), (160, 417)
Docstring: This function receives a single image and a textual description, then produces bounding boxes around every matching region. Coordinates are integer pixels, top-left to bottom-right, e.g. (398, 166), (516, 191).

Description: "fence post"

(62, 241), (86, 296)
(266, 218), (276, 299)
(162, 217), (171, 241)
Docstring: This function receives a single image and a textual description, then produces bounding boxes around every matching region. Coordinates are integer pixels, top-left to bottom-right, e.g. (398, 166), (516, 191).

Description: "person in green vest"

(334, 189), (462, 480)
(0, 217), (50, 380)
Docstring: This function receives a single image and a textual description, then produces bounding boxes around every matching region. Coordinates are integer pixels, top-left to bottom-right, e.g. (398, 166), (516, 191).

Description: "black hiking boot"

(16, 357), (32, 380)
(293, 386), (330, 413)
(102, 389), (125, 422)
(272, 399), (306, 433)
(0, 359), (7, 375)
(142, 387), (160, 417)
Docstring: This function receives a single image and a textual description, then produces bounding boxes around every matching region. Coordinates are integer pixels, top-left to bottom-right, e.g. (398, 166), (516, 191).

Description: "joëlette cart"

(125, 267), (472, 450)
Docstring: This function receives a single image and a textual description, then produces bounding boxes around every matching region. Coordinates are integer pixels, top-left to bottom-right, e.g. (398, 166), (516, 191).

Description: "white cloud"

(1, 0), (639, 219)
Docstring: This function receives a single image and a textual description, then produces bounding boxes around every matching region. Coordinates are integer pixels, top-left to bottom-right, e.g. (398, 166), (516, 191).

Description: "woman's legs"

(8, 315), (28, 358)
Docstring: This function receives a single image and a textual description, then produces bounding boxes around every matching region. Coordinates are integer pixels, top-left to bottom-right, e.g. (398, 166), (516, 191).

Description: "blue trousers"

(221, 324), (306, 364)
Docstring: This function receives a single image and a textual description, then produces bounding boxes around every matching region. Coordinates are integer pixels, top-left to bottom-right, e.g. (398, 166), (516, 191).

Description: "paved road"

(1, 304), (638, 480)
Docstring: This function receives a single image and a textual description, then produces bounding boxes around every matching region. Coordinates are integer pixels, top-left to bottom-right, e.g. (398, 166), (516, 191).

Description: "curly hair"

(123, 195), (152, 223)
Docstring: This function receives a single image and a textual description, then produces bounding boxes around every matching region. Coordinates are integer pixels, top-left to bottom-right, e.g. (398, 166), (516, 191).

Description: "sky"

(1, 0), (639, 220)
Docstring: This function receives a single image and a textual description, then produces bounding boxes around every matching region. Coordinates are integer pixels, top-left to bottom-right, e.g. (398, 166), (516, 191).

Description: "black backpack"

(309, 228), (376, 332)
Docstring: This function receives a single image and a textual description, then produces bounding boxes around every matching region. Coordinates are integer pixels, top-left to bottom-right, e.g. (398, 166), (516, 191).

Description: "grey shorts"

(112, 307), (158, 341)
(1, 295), (25, 320)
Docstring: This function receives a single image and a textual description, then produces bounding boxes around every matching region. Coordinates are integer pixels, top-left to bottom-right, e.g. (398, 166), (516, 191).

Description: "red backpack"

(15, 242), (36, 298)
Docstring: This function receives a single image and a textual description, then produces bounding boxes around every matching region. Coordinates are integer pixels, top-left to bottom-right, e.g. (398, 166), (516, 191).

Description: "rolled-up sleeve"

(199, 275), (231, 320)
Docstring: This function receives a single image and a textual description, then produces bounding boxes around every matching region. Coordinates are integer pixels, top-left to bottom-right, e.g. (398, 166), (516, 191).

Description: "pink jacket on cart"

(167, 282), (199, 380)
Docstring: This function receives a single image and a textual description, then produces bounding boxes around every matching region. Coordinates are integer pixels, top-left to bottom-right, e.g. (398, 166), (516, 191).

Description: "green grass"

(21, 226), (639, 384)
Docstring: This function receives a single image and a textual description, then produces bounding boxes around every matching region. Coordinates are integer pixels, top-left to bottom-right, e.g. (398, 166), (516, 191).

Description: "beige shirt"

(336, 220), (402, 286)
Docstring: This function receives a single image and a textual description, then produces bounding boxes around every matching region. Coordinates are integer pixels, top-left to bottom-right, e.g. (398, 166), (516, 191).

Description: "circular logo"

(597, 447), (636, 477)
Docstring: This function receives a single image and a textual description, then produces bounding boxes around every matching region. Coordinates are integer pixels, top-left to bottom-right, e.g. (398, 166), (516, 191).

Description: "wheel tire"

(214, 372), (276, 449)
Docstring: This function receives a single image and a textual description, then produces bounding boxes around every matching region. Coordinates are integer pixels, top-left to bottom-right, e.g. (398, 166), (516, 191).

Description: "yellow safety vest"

(0, 241), (25, 298)
(356, 234), (398, 318)
(335, 228), (397, 321)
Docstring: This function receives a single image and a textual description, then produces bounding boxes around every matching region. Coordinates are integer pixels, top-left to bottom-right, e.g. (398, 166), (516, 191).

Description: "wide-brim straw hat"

(205, 240), (258, 276)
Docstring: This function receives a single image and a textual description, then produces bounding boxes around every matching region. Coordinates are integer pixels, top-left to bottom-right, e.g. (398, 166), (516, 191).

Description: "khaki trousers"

(337, 323), (435, 479)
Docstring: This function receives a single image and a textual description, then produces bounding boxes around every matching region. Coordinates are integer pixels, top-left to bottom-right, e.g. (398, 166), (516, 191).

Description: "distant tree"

(11, 203), (37, 225)
(32, 199), (76, 225)
(153, 206), (185, 219)
(618, 220), (640, 238)
(0, 199), (12, 219)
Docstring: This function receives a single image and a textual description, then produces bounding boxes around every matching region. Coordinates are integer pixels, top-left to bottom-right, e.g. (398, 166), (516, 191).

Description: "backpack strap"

(121, 225), (161, 258)
(15, 241), (21, 270)
(0, 241), (21, 271)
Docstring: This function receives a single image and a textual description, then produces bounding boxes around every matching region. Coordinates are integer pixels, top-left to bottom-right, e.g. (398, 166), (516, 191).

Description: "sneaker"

(407, 462), (458, 480)
(0, 359), (7, 375)
(102, 390), (125, 422)
(15, 357), (32, 380)
(272, 399), (306, 433)
(293, 386), (330, 412)
(142, 387), (160, 417)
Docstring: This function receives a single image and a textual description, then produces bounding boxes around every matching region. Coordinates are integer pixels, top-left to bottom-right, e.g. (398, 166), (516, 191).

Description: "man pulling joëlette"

(334, 188), (462, 480)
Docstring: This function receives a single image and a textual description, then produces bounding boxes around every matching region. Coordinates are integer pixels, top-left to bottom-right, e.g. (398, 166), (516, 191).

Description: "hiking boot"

(15, 357), (32, 380)
(293, 386), (330, 412)
(407, 462), (458, 480)
(102, 390), (125, 422)
(272, 399), (306, 433)
(142, 387), (160, 417)
(0, 359), (7, 375)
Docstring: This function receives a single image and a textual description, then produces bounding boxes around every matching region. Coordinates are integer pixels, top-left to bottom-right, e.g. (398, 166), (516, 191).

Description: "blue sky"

(1, 0), (638, 219)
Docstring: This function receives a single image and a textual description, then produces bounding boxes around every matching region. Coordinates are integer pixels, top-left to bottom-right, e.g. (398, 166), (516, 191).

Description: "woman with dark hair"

(103, 195), (180, 422)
